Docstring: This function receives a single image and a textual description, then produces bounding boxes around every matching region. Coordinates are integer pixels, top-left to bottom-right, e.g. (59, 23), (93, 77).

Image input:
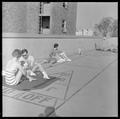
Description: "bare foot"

(43, 75), (50, 79)
(28, 76), (37, 82)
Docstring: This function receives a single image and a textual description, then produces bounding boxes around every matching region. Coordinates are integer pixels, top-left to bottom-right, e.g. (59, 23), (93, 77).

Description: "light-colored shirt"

(2, 58), (21, 85)
(49, 48), (62, 57)
(19, 55), (35, 69)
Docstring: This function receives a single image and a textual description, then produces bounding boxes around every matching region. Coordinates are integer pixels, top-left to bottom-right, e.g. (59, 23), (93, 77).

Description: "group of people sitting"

(2, 48), (50, 86)
(2, 43), (71, 86)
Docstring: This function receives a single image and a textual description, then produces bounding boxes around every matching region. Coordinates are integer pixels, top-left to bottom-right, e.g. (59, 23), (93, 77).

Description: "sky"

(76, 2), (118, 30)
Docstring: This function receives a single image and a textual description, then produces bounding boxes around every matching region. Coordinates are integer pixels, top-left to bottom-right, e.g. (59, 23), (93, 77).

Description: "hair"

(21, 48), (28, 54)
(54, 43), (59, 48)
(12, 49), (21, 58)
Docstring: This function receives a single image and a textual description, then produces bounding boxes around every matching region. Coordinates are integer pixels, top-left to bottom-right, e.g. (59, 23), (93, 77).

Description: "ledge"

(2, 33), (101, 39)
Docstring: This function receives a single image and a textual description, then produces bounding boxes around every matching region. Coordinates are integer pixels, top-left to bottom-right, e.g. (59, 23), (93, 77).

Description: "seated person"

(43, 43), (71, 64)
(19, 49), (50, 81)
(2, 49), (27, 85)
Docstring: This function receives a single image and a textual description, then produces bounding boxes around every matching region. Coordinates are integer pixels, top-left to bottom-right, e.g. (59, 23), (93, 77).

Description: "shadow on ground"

(2, 71), (61, 91)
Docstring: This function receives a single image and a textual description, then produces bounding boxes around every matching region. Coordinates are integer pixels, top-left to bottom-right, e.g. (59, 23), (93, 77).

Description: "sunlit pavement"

(2, 50), (118, 117)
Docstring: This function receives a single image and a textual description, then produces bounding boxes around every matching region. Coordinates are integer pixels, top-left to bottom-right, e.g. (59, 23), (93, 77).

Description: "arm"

(17, 63), (27, 76)
(49, 49), (55, 58)
(29, 56), (35, 68)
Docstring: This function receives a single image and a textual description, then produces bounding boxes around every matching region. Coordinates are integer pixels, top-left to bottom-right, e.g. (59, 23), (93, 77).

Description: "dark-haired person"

(2, 49), (27, 85)
(50, 43), (71, 63)
(19, 49), (50, 80)
(43, 43), (71, 64)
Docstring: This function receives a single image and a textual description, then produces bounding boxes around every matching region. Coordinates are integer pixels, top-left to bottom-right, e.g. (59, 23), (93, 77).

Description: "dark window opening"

(42, 16), (50, 29)
(62, 20), (67, 33)
(63, 2), (68, 9)
(39, 16), (50, 34)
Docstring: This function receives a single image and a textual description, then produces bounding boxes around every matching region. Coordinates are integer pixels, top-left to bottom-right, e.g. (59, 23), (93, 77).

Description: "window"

(42, 16), (50, 29)
(62, 20), (67, 33)
(63, 2), (68, 9)
(39, 16), (50, 34)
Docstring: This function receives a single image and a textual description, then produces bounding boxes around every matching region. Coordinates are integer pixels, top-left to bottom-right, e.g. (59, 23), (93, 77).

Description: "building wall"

(2, 2), (40, 34)
(43, 3), (52, 15)
(51, 2), (77, 35)
(26, 2), (40, 34)
(66, 2), (77, 35)
(40, 3), (52, 34)
(2, 2), (77, 35)
(2, 2), (27, 33)
(50, 2), (64, 35)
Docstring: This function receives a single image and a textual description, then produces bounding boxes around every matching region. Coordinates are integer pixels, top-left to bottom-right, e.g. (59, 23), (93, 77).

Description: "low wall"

(2, 33), (101, 68)
(95, 37), (118, 50)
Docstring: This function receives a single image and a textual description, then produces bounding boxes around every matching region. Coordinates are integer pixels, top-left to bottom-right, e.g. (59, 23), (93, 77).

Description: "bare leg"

(25, 70), (37, 82)
(22, 64), (36, 82)
(41, 58), (50, 64)
(55, 54), (62, 61)
(59, 52), (71, 61)
(32, 63), (50, 79)
(15, 70), (24, 84)
(54, 55), (65, 63)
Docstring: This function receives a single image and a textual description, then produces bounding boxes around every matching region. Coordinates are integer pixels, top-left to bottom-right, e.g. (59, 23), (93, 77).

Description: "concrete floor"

(2, 50), (118, 117)
(55, 59), (118, 117)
